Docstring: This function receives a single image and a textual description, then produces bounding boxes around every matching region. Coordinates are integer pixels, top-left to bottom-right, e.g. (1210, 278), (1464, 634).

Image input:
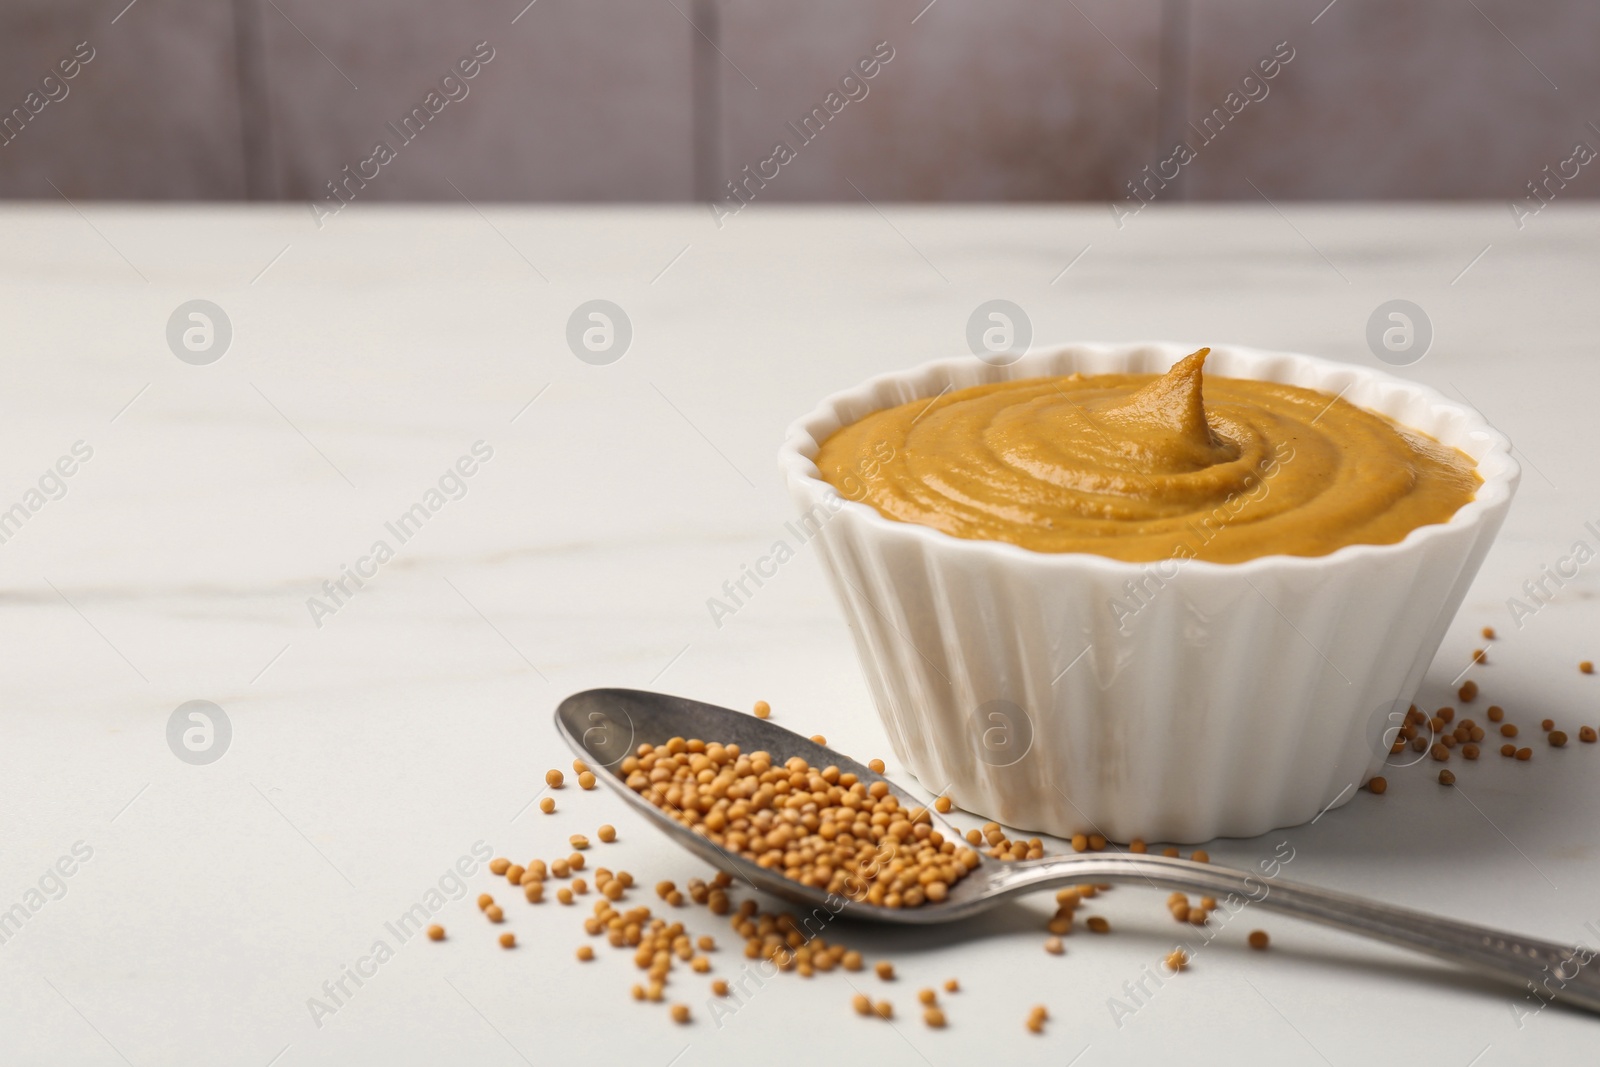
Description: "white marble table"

(3, 202), (1598, 1065)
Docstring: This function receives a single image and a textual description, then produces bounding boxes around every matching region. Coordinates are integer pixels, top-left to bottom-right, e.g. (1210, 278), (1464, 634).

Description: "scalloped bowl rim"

(779, 341), (1520, 577)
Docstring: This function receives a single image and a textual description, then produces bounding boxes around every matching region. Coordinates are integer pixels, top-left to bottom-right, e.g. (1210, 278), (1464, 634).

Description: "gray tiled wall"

(0, 0), (1594, 201)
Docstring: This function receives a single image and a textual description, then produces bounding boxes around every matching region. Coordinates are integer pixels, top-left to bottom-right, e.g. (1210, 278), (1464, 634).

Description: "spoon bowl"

(556, 687), (1600, 1012)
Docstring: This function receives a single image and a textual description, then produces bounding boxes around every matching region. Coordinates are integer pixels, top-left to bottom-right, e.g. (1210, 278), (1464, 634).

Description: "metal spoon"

(555, 687), (1600, 1014)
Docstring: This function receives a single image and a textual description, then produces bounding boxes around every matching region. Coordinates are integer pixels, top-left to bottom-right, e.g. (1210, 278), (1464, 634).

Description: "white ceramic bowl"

(780, 342), (1519, 843)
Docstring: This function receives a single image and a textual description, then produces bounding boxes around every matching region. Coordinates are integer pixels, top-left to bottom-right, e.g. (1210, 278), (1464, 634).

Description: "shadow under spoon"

(555, 687), (1600, 1015)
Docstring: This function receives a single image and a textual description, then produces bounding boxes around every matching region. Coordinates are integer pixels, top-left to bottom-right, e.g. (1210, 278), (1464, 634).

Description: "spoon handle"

(999, 852), (1600, 1013)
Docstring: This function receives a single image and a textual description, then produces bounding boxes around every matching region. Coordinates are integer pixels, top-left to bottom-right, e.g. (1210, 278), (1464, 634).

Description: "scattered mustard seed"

(1583, 662), (1595, 675)
(944, 979), (959, 993)
(477, 893), (494, 911)
(540, 797), (556, 814)
(868, 759), (885, 773)
(489, 857), (510, 876)
(934, 796), (952, 814)
(499, 932), (515, 948)
(874, 1000), (894, 1020)
(924, 1007), (946, 1028)
(1044, 936), (1064, 955)
(570, 834), (590, 850)
(1248, 930), (1269, 950)
(1516, 748), (1532, 761)
(753, 700), (771, 718)
(577, 945), (594, 961)
(852, 993), (873, 1016)
(485, 904), (504, 923)
(1482, 626), (1496, 640)
(1086, 916), (1110, 934)
(1581, 726), (1597, 743)
(427, 924), (444, 941)
(875, 961), (895, 981)
(1551, 731), (1569, 747)
(1459, 681), (1478, 703)
(670, 1004), (690, 1024)
(1439, 769), (1456, 786)
(1367, 777), (1387, 795)
(578, 771), (597, 790)
(546, 769), (564, 788)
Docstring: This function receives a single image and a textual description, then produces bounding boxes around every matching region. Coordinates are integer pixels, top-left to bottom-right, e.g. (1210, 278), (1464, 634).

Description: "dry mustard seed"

(1162, 847), (1179, 858)
(934, 796), (952, 814)
(540, 798), (556, 814)
(876, 961), (895, 981)
(1248, 930), (1269, 950)
(1582, 661), (1595, 675)
(557, 888), (574, 904)
(1487, 705), (1504, 722)
(852, 993), (872, 1016)
(477, 893), (494, 911)
(1089, 833), (1108, 851)
(573, 878), (589, 895)
(1482, 626), (1496, 640)
(697, 935), (715, 951)
(1472, 648), (1487, 664)
(499, 932), (516, 948)
(598, 825), (617, 843)
(917, 988), (937, 1006)
(485, 905), (504, 923)
(1431, 743), (1450, 762)
(427, 924), (444, 941)
(1516, 747), (1532, 761)
(944, 979), (959, 993)
(1200, 896), (1217, 910)
(1368, 777), (1389, 797)
(1551, 731), (1570, 747)
(842, 950), (864, 972)
(572, 758), (590, 774)
(1542, 718), (1555, 732)
(868, 758), (885, 773)
(489, 857), (510, 876)
(505, 864), (525, 885)
(579, 771), (597, 790)
(670, 1004), (690, 1024)
(546, 769), (564, 788)
(691, 956), (710, 973)
(1463, 743), (1480, 760)
(525, 883), (544, 903)
(577, 945), (594, 961)
(875, 1001), (894, 1020)
(1439, 769), (1456, 786)
(1165, 949), (1188, 972)
(625, 739), (978, 908)
(1044, 936), (1064, 955)
(569, 853), (586, 871)
(1500, 724), (1518, 738)
(753, 700), (771, 719)
(712, 979), (730, 996)
(1459, 681), (1478, 703)
(570, 835), (590, 850)
(1071, 834), (1089, 852)
(924, 1007), (946, 1028)
(1191, 850), (1210, 863)
(1581, 727), (1598, 743)
(1087, 916), (1110, 934)
(1500, 743), (1516, 757)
